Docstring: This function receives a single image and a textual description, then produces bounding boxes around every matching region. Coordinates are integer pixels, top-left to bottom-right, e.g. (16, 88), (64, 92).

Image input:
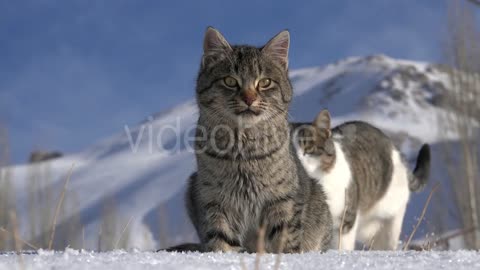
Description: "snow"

(0, 54), (465, 251)
(0, 250), (479, 270)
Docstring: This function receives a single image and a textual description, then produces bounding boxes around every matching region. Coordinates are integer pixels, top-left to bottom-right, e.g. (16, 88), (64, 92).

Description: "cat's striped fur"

(181, 27), (332, 253)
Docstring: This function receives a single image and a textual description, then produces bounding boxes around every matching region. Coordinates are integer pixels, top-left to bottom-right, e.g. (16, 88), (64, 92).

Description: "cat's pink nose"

(241, 90), (257, 106)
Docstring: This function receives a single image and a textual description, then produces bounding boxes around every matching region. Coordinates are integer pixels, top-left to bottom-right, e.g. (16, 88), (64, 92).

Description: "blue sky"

(0, 0), (446, 163)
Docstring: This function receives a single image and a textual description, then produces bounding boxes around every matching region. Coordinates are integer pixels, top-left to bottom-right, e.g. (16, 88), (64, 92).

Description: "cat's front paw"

(206, 241), (244, 253)
(281, 245), (302, 254)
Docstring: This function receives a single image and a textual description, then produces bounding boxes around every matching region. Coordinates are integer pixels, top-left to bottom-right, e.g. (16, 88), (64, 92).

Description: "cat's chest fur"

(197, 142), (296, 245)
(196, 121), (296, 222)
(297, 139), (352, 225)
(199, 143), (293, 202)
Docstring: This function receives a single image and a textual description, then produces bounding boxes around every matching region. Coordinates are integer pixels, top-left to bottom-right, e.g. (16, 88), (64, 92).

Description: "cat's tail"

(157, 243), (203, 253)
(409, 144), (431, 192)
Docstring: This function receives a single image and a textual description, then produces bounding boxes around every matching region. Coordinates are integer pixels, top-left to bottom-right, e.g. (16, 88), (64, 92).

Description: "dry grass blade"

(273, 227), (287, 270)
(10, 211), (25, 270)
(403, 183), (440, 251)
(368, 236), (376, 251)
(114, 216), (134, 249)
(433, 226), (476, 246)
(10, 211), (22, 253)
(338, 189), (348, 250)
(408, 227), (477, 251)
(362, 235), (376, 251)
(254, 225), (266, 270)
(0, 227), (38, 250)
(239, 257), (247, 270)
(48, 163), (75, 250)
(82, 227), (85, 250)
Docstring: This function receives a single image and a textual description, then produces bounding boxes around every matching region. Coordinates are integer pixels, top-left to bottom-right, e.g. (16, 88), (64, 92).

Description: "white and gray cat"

(293, 110), (430, 250)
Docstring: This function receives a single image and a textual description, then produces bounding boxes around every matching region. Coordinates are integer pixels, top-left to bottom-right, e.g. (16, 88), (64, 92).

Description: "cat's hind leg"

(370, 205), (406, 250)
(339, 214), (358, 250)
(370, 150), (410, 250)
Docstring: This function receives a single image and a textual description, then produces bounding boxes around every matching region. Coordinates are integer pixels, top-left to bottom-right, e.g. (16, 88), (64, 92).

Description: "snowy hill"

(0, 55), (460, 251)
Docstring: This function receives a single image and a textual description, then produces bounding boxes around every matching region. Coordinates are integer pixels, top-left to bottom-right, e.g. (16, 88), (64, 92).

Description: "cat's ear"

(202, 27), (232, 68)
(262, 30), (290, 70)
(313, 110), (332, 137)
(203, 27), (232, 55)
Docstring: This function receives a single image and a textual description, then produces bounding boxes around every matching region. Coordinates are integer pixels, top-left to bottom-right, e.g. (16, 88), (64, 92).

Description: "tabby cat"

(183, 27), (332, 253)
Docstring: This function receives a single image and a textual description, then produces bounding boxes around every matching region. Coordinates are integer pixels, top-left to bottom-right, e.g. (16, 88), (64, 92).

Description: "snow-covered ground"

(0, 54), (464, 251)
(1, 250), (480, 270)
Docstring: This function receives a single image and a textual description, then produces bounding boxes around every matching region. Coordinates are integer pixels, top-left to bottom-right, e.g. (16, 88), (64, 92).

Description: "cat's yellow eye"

(223, 76), (238, 88)
(258, 78), (272, 89)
